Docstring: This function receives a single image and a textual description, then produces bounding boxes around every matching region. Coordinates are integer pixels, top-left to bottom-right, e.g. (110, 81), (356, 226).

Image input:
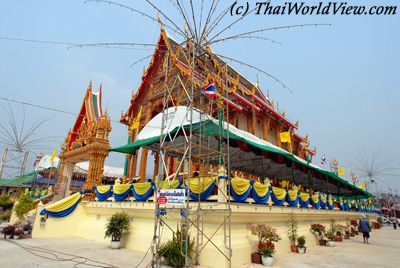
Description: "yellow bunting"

(185, 177), (216, 194)
(299, 192), (310, 202)
(321, 196), (327, 203)
(41, 190), (47, 196)
(253, 182), (269, 197)
(288, 189), (298, 201)
(279, 132), (291, 143)
(272, 187), (287, 200)
(113, 184), (131, 195)
(231, 178), (251, 195)
(133, 182), (152, 195)
(42, 192), (81, 213)
(96, 185), (112, 194)
(159, 180), (180, 189)
(311, 194), (319, 204)
(328, 195), (333, 206)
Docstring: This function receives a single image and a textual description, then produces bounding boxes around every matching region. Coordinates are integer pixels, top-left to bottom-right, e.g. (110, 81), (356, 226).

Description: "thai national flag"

(202, 82), (216, 96)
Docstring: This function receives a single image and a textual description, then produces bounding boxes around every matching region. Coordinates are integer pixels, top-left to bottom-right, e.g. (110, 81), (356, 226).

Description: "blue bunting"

(132, 182), (155, 202)
(189, 181), (215, 201)
(250, 181), (270, 204)
(299, 197), (309, 208)
(271, 187), (286, 206)
(310, 197), (320, 209)
(230, 184), (251, 203)
(93, 186), (113, 202)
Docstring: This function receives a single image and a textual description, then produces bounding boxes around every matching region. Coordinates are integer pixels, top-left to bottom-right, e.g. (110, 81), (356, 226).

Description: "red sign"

(157, 196), (167, 204)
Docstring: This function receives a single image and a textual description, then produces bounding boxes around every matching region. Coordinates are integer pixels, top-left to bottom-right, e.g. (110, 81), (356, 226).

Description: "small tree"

(288, 212), (298, 245)
(14, 195), (34, 220)
(104, 212), (131, 242)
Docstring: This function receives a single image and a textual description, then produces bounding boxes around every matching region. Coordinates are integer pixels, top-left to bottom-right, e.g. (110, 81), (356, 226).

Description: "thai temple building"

(32, 28), (375, 268)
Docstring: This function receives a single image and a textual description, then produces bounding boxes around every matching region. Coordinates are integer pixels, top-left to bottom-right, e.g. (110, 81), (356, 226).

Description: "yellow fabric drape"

(185, 177), (215, 194)
(231, 178), (251, 195)
(42, 192), (81, 213)
(34, 189), (41, 197)
(299, 192), (310, 202)
(288, 189), (298, 201)
(159, 180), (180, 189)
(113, 184), (131, 195)
(311, 194), (319, 203)
(253, 182), (269, 197)
(133, 182), (152, 195)
(41, 190), (48, 196)
(328, 195), (333, 206)
(96, 185), (111, 194)
(272, 187), (287, 200)
(320, 196), (327, 203)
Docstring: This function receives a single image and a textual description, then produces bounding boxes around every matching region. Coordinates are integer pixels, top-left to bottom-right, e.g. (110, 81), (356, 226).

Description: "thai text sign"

(157, 189), (186, 206)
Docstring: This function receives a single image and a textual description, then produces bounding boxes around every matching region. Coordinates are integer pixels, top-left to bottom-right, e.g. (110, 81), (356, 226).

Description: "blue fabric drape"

(230, 183), (251, 203)
(94, 186), (113, 202)
(132, 182), (154, 202)
(320, 198), (327, 209)
(299, 197), (309, 208)
(250, 181), (271, 204)
(310, 197), (320, 209)
(113, 186), (132, 202)
(286, 192), (299, 208)
(40, 199), (81, 218)
(271, 187), (286, 206)
(189, 181), (216, 201)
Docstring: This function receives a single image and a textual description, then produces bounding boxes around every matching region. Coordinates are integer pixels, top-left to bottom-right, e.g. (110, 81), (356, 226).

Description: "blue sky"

(0, 0), (399, 193)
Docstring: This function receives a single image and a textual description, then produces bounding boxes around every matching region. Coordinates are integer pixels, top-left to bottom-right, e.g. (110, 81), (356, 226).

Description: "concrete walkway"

(1, 227), (400, 267)
(241, 226), (400, 268)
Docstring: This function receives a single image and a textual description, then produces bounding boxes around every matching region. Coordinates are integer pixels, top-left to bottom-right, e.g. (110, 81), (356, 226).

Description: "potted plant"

(310, 224), (326, 246)
(335, 231), (343, 242)
(104, 212), (131, 249)
(249, 224), (281, 265)
(297, 236), (306, 254)
(350, 219), (359, 235)
(157, 226), (194, 267)
(287, 212), (298, 253)
(3, 225), (15, 239)
(23, 222), (32, 235)
(259, 241), (275, 266)
(13, 228), (23, 239)
(344, 230), (351, 239)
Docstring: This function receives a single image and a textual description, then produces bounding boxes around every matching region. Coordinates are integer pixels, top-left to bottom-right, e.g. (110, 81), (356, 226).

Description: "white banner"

(157, 189), (186, 206)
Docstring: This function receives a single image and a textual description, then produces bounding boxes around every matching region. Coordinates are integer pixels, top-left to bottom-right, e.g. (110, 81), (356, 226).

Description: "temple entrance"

(54, 82), (111, 200)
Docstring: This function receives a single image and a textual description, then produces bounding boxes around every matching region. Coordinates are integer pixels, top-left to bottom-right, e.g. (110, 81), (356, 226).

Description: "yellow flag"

(49, 149), (57, 164)
(130, 106), (142, 131)
(358, 183), (366, 189)
(339, 167), (345, 176)
(279, 132), (291, 143)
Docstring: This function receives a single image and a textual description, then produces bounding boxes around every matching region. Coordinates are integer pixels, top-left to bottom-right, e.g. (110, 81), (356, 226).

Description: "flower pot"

(290, 244), (298, 253)
(23, 231), (29, 235)
(319, 239), (326, 246)
(251, 252), (262, 264)
(335, 236), (343, 242)
(326, 241), (335, 247)
(13, 235), (20, 240)
(5, 234), (12, 239)
(110, 240), (121, 249)
(297, 247), (306, 254)
(261, 255), (274, 266)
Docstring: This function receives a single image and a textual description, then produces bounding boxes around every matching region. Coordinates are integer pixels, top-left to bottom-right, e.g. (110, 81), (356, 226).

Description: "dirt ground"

(1, 226), (399, 268)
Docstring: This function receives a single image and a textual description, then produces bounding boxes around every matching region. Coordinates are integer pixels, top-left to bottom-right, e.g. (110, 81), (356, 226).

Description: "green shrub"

(0, 195), (13, 208)
(105, 212), (131, 241)
(0, 210), (12, 222)
(14, 195), (34, 220)
(157, 226), (194, 267)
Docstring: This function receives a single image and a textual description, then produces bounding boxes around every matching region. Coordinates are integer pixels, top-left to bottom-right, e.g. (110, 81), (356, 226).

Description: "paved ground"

(241, 226), (400, 268)
(1, 226), (400, 268)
